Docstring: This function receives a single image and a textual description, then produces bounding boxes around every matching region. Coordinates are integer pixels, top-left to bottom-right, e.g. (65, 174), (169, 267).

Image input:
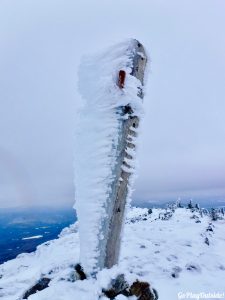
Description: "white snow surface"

(0, 207), (225, 300)
(74, 40), (146, 274)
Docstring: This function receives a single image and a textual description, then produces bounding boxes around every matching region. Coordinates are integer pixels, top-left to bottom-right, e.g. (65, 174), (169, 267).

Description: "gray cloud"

(0, 0), (225, 207)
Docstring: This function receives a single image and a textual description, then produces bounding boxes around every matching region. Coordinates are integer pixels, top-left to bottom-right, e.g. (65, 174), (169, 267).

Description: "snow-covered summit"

(0, 206), (224, 300)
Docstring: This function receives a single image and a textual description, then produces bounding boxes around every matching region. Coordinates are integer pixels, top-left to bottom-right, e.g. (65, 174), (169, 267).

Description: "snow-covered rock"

(0, 207), (224, 300)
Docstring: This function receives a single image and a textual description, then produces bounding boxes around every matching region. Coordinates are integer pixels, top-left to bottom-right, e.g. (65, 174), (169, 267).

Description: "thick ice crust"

(74, 39), (147, 274)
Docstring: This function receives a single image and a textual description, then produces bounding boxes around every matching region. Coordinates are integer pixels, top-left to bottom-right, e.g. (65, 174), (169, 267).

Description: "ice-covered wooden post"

(74, 39), (148, 275)
(104, 41), (147, 268)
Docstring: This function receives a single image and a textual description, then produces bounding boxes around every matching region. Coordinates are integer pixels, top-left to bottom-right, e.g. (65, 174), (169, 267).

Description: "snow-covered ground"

(0, 206), (224, 300)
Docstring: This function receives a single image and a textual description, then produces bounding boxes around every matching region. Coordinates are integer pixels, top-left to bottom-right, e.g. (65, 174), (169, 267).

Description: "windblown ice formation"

(74, 39), (146, 274)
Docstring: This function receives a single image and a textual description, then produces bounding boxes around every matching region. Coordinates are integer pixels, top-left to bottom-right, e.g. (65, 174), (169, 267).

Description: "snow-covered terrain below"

(0, 207), (224, 300)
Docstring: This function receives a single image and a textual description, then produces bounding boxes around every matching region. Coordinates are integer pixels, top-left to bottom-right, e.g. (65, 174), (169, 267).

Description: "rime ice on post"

(74, 39), (148, 274)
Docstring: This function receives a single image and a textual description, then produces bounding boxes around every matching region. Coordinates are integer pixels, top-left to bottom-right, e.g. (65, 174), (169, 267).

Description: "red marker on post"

(118, 70), (126, 89)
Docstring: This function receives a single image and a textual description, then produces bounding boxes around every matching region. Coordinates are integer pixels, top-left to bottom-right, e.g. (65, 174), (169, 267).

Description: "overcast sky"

(0, 0), (225, 208)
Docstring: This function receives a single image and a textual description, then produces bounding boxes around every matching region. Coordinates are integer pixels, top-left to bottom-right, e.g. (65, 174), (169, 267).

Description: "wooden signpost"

(101, 40), (148, 269)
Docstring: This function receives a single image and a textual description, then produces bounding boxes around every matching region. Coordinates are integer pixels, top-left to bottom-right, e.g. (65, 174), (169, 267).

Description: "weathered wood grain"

(104, 40), (147, 268)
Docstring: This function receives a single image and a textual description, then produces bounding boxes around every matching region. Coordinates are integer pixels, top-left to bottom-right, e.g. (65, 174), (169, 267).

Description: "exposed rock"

(185, 263), (201, 273)
(103, 275), (158, 300)
(130, 280), (158, 300)
(171, 266), (182, 278)
(192, 214), (199, 219)
(74, 264), (87, 280)
(23, 277), (51, 299)
(205, 237), (210, 246)
(102, 274), (129, 299)
(219, 265), (225, 271)
(206, 226), (213, 232)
